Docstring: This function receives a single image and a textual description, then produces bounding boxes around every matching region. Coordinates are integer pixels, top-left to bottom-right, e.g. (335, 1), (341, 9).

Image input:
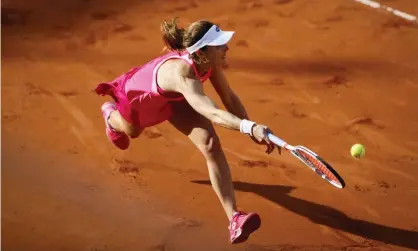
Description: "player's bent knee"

(195, 132), (222, 159)
(123, 124), (142, 138)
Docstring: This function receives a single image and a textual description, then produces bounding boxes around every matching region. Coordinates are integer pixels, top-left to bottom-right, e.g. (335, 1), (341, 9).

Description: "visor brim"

(207, 31), (235, 46)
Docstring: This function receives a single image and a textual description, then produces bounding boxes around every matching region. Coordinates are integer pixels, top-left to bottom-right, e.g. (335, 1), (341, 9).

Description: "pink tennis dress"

(94, 50), (212, 149)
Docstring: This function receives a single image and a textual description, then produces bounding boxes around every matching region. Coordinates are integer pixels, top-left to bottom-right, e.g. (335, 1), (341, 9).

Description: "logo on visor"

(215, 26), (220, 32)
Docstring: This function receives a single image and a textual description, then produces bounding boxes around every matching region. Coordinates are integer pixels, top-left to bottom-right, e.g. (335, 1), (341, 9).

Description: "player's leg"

(106, 107), (142, 138)
(101, 102), (142, 150)
(169, 101), (237, 219)
(169, 101), (260, 244)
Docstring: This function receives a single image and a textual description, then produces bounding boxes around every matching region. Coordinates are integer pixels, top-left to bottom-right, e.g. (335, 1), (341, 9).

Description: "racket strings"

(298, 150), (339, 183)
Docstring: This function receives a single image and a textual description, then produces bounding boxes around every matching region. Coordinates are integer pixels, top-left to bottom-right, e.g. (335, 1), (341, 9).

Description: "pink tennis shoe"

(229, 211), (261, 244)
(101, 102), (130, 150)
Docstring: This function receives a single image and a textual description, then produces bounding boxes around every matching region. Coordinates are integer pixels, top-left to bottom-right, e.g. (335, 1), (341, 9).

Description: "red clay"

(2, 0), (418, 250)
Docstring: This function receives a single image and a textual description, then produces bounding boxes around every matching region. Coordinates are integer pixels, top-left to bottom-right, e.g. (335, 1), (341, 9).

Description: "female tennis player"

(94, 17), (280, 244)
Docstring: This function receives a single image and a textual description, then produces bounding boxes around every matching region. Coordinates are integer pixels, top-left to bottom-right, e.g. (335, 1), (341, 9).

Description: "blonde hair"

(160, 17), (214, 64)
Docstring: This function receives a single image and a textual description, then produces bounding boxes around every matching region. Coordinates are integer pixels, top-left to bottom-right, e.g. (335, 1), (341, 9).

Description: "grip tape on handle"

(267, 133), (287, 148)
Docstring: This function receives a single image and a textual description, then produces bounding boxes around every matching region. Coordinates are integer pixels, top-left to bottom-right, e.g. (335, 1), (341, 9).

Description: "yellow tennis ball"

(351, 144), (365, 158)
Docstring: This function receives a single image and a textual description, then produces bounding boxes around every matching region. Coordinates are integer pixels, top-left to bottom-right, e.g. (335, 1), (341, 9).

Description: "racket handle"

(267, 133), (288, 148)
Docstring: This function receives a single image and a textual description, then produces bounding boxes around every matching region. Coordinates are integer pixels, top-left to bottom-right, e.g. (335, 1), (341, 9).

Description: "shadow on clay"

(192, 180), (418, 250)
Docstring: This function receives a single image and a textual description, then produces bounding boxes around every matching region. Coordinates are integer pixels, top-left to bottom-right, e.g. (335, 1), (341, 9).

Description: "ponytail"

(160, 17), (185, 52)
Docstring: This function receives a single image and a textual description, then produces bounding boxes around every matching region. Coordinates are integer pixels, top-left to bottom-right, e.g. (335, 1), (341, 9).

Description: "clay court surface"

(2, 0), (418, 250)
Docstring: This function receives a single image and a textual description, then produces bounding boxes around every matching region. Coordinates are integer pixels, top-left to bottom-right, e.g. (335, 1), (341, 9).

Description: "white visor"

(186, 25), (235, 54)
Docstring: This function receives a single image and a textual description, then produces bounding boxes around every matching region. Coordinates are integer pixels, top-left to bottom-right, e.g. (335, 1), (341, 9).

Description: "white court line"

(352, 0), (418, 23)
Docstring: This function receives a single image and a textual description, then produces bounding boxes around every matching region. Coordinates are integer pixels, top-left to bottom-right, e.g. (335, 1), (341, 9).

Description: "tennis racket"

(267, 133), (346, 189)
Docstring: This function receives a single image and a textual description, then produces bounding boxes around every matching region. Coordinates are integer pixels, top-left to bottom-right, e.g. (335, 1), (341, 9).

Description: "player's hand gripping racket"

(267, 133), (346, 189)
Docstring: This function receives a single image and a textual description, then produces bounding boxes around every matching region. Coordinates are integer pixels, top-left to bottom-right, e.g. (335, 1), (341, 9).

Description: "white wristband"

(240, 119), (256, 136)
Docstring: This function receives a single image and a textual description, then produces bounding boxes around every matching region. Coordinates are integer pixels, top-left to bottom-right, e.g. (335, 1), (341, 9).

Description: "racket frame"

(267, 133), (346, 189)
